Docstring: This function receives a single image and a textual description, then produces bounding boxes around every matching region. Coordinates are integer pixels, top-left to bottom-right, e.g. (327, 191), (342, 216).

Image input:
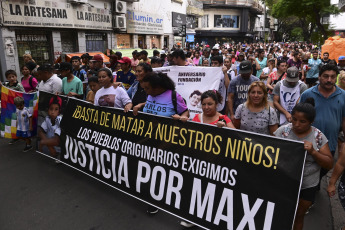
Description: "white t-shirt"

(94, 86), (132, 109)
(37, 74), (62, 94)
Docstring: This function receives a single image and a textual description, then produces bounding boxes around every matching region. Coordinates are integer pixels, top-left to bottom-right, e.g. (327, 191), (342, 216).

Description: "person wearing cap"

(37, 63), (62, 94)
(273, 67), (307, 125)
(59, 62), (83, 99)
(234, 52), (246, 75)
(116, 57), (136, 90)
(338, 56), (345, 72)
(305, 50), (322, 87)
(227, 60), (259, 122)
(211, 46), (220, 57)
(90, 54), (105, 72)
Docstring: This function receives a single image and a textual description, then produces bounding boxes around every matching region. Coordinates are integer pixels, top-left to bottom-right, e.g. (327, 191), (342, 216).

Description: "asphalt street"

(0, 137), (342, 230)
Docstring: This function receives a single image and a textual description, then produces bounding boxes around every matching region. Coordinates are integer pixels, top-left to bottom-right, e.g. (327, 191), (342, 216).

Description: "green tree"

(264, 0), (339, 42)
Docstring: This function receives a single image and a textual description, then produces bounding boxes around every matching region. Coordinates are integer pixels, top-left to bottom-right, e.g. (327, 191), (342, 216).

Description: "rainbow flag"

(0, 86), (38, 139)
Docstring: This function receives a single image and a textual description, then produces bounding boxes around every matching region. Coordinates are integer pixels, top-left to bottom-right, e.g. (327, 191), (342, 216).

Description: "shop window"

(61, 31), (78, 53)
(214, 15), (239, 28)
(86, 33), (107, 52)
(116, 34), (131, 49)
(201, 15), (209, 28)
(16, 31), (53, 67)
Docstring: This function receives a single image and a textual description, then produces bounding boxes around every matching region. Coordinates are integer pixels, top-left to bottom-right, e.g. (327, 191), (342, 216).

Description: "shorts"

(300, 185), (318, 203)
(16, 130), (31, 138)
(306, 78), (318, 85)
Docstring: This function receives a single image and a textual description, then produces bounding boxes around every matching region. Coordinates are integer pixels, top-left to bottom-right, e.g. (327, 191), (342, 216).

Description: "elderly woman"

(234, 81), (278, 135)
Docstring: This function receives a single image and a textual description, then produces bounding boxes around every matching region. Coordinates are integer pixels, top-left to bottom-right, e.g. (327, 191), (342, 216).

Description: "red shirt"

(192, 114), (232, 125)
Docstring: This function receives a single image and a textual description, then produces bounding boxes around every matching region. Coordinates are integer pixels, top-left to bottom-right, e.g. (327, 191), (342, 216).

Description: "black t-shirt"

(132, 84), (147, 107)
(321, 59), (331, 66)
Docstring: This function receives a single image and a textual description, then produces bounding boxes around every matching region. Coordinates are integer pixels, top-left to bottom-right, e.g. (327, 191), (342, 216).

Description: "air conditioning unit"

(78, 0), (88, 4)
(113, 15), (126, 29)
(114, 0), (127, 14)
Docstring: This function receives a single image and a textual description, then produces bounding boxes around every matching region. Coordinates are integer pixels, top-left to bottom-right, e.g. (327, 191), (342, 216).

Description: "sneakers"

(23, 145), (33, 152)
(147, 205), (158, 214)
(9, 139), (20, 145)
(180, 220), (195, 228)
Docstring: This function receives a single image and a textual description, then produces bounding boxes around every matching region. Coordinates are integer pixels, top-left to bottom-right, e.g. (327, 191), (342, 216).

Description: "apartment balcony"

(200, 0), (264, 14)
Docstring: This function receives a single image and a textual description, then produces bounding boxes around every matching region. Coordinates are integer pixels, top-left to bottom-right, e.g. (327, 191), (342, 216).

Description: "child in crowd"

(39, 95), (62, 162)
(86, 76), (101, 104)
(202, 59), (209, 67)
(1, 70), (25, 92)
(14, 96), (33, 152)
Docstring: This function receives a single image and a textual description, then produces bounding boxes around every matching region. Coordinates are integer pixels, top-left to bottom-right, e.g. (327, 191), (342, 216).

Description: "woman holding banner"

(94, 68), (132, 112)
(127, 63), (152, 112)
(274, 98), (333, 230)
(136, 72), (189, 215)
(192, 90), (235, 129)
(139, 72), (189, 121)
(233, 81), (278, 136)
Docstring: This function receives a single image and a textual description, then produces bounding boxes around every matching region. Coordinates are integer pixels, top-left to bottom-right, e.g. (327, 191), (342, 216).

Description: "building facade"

(195, 0), (263, 46)
(0, 0), (116, 80)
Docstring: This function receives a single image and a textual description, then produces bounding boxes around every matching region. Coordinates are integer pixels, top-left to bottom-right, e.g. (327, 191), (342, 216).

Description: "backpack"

(171, 90), (187, 115)
(281, 123), (323, 151)
(22, 75), (35, 90)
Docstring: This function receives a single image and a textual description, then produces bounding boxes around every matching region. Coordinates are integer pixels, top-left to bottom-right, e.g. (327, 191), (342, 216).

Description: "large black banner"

(37, 91), (306, 230)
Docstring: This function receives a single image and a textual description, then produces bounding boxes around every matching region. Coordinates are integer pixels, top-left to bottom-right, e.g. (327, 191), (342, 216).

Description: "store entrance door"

(61, 31), (78, 53)
(138, 35), (145, 49)
(16, 31), (53, 66)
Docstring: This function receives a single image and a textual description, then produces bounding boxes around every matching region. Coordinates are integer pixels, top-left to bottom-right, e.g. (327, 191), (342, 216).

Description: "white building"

(330, 0), (345, 33)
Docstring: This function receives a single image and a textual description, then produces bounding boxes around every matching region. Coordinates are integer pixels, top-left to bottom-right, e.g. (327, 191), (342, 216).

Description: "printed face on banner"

(98, 95), (116, 107)
(37, 93), (68, 157)
(153, 66), (222, 119)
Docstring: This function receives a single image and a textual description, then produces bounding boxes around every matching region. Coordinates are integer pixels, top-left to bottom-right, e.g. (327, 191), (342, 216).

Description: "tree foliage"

(264, 0), (340, 42)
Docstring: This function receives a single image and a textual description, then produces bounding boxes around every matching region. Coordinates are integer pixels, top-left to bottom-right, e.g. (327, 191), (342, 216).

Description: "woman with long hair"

(234, 81), (278, 135)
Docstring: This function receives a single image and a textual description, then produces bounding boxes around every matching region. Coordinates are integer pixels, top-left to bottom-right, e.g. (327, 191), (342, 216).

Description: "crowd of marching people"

(1, 41), (345, 229)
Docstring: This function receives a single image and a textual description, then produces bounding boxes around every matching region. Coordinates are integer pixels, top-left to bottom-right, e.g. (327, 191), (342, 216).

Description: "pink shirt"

(21, 75), (38, 92)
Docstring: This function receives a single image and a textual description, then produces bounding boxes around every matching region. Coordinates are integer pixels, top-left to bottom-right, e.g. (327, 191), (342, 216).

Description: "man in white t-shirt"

(37, 63), (62, 94)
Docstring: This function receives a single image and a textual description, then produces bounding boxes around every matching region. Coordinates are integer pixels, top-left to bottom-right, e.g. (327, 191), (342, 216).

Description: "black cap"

(239, 60), (252, 74)
(59, 62), (73, 71)
(37, 63), (53, 72)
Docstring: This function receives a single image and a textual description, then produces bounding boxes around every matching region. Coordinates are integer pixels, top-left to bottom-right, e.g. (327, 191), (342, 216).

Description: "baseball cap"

(268, 58), (275, 62)
(90, 54), (103, 62)
(239, 61), (252, 74)
(118, 57), (131, 65)
(338, 56), (345, 61)
(59, 62), (73, 71)
(212, 46), (219, 50)
(286, 67), (299, 82)
(238, 52), (245, 56)
(37, 63), (53, 72)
